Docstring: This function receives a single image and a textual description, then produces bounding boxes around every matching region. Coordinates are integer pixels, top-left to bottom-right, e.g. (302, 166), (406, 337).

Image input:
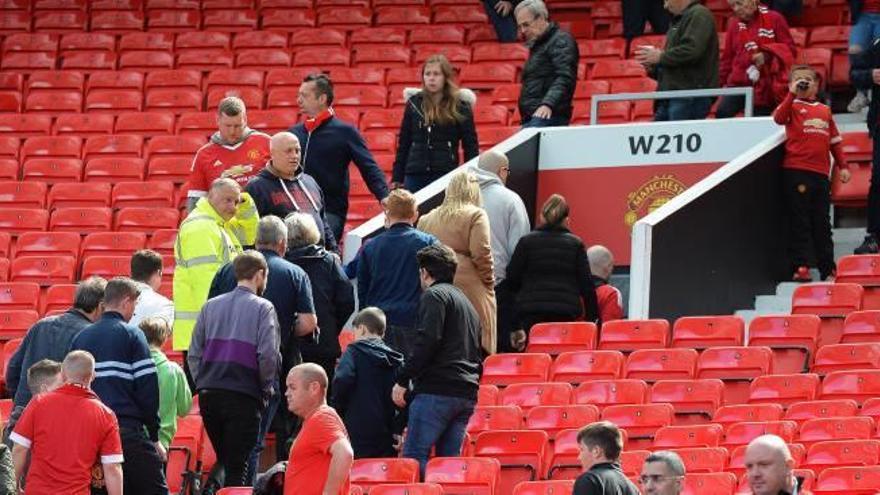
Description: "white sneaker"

(848, 92), (870, 113)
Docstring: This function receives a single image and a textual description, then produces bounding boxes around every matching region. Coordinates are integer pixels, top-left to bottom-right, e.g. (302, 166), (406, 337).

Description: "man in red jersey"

(284, 363), (353, 495)
(588, 245), (623, 323)
(11, 350), (123, 495)
(187, 97), (271, 211)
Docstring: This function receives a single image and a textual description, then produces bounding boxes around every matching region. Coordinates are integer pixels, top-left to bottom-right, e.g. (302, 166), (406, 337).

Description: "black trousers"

(119, 427), (168, 495)
(783, 169), (835, 277)
(495, 280), (517, 353)
(200, 389), (262, 488)
(715, 95), (773, 119)
(622, 0), (669, 40)
(869, 135), (880, 236)
(384, 324), (416, 362)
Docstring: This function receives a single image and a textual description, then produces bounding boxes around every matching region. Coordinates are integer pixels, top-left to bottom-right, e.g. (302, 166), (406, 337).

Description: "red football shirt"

(11, 384), (123, 495)
(285, 405), (350, 495)
(187, 131), (271, 199)
(596, 284), (624, 323)
(772, 93), (848, 175)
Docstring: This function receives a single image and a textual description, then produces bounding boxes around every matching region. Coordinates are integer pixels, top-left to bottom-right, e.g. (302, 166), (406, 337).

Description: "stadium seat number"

(628, 133), (702, 155)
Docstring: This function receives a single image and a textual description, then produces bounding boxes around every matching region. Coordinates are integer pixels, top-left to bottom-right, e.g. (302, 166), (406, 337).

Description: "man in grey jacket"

(474, 150), (531, 352)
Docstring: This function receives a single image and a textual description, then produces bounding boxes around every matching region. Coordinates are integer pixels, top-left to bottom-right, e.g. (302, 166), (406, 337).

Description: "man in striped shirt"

(70, 277), (166, 495)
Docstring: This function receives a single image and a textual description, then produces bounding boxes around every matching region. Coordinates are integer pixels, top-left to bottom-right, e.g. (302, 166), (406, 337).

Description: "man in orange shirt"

(284, 363), (353, 495)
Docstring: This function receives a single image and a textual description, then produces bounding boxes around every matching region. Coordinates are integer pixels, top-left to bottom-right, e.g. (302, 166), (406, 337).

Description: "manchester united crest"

(624, 174), (687, 227)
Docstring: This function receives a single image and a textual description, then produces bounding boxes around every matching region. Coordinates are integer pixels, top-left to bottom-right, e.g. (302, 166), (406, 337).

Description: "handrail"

(589, 87), (755, 125)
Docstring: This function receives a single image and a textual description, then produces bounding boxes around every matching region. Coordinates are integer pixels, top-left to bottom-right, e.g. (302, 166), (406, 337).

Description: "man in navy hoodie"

(357, 189), (436, 360)
(70, 277), (166, 495)
(290, 73), (389, 242)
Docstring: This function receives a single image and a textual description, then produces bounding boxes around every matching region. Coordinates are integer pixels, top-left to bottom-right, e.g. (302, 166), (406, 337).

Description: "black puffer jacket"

(518, 23), (579, 121)
(505, 224), (599, 323)
(391, 88), (479, 184)
(851, 36), (880, 137)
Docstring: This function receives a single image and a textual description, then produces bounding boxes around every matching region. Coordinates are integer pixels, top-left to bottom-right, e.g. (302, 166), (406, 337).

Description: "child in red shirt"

(772, 65), (851, 281)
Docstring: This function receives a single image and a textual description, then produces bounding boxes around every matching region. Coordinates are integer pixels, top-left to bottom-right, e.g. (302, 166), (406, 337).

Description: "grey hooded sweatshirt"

(473, 166), (531, 284)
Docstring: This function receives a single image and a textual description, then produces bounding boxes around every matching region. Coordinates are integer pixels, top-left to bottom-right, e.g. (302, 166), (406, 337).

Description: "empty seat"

(350, 458), (419, 491)
(0, 182), (47, 208)
(0, 310), (38, 340)
(145, 69), (201, 94)
(572, 379), (647, 410)
(21, 158), (82, 184)
(601, 403), (675, 445)
(112, 181), (174, 209)
(424, 457), (500, 494)
(784, 399), (859, 426)
(512, 481), (575, 495)
(235, 49), (290, 71)
(83, 135), (143, 162)
(81, 255), (131, 279)
(803, 440), (880, 475)
(792, 283), (864, 347)
(649, 379), (725, 417)
(748, 373), (820, 408)
(145, 89), (203, 115)
(459, 63), (518, 90)
(624, 348), (698, 381)
(682, 472), (737, 495)
(115, 112), (175, 137)
(550, 350), (624, 383)
(115, 207), (179, 233)
(203, 9), (257, 31)
(118, 32), (174, 54)
(87, 71), (144, 95)
(14, 232), (79, 259)
(49, 205), (111, 234)
(723, 420), (798, 448)
(84, 157), (145, 182)
(466, 405), (523, 435)
(293, 47), (350, 67)
(525, 322), (596, 354)
(798, 417), (874, 449)
(481, 353), (551, 386)
(547, 428), (586, 480)
(813, 465), (880, 494)
(54, 114), (116, 137)
(653, 424), (724, 449)
(10, 256), (76, 286)
(369, 485), (443, 495)
(671, 315), (744, 349)
(524, 405), (599, 439)
(47, 182), (111, 209)
(473, 430), (549, 494)
(478, 384), (499, 407)
(316, 7), (371, 28)
(145, 136), (205, 164)
(0, 283), (41, 311)
(812, 343), (880, 375)
(749, 314), (821, 374)
(26, 71), (84, 95)
(0, 209), (50, 236)
(820, 370), (880, 405)
(712, 403), (784, 433)
(500, 383), (572, 412)
(0, 115), (52, 138)
(671, 446), (729, 474)
(21, 136), (81, 162)
(81, 232), (147, 260)
(598, 319), (669, 351)
(842, 310), (880, 343)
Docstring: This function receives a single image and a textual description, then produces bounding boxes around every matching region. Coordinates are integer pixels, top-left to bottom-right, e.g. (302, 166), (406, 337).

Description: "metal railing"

(589, 87), (755, 125)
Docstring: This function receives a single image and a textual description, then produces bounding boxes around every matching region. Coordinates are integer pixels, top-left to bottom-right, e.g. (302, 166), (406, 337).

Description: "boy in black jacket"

(573, 421), (640, 495)
(330, 307), (404, 459)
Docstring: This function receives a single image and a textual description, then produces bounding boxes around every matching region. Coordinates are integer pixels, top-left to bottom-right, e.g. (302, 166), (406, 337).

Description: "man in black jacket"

(391, 244), (483, 478)
(290, 73), (389, 242)
(851, 37), (880, 254)
(573, 421), (639, 495)
(515, 0), (579, 127)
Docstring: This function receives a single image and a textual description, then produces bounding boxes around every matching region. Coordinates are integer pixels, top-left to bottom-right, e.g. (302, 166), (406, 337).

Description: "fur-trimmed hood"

(402, 87), (477, 106)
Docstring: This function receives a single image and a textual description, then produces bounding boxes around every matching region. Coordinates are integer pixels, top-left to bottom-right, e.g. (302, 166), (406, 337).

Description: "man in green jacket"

(139, 317), (192, 450)
(634, 0), (719, 121)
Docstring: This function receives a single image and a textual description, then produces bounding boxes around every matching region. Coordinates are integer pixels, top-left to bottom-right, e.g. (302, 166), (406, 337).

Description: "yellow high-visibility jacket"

(172, 193), (258, 350)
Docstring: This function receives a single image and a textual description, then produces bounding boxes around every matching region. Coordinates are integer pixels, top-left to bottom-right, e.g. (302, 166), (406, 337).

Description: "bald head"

(745, 435), (795, 495)
(270, 132), (301, 179)
(477, 150), (509, 174)
(286, 362), (329, 418)
(62, 350), (95, 385)
(588, 245), (614, 280)
(291, 362), (328, 391)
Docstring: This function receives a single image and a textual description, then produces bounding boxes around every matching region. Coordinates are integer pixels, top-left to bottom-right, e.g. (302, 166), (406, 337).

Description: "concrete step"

(754, 294), (792, 314)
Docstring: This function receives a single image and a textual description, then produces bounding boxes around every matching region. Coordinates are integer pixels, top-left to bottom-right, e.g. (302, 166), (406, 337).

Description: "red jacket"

(720, 7), (797, 108)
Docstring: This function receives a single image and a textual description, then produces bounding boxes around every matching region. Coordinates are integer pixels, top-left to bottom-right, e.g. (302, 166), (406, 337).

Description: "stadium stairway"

(734, 227), (867, 327)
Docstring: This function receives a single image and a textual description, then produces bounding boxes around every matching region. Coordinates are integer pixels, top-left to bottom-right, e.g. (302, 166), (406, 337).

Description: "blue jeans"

(851, 13), (880, 50)
(403, 393), (476, 479)
(246, 391), (280, 485)
(521, 115), (571, 128)
(482, 0), (518, 42)
(654, 97), (713, 122)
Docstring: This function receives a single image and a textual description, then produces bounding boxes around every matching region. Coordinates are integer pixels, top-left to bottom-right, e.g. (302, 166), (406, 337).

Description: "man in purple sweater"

(188, 250), (281, 492)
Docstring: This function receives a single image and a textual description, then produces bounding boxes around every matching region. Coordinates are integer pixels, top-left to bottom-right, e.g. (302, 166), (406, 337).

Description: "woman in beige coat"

(418, 170), (497, 355)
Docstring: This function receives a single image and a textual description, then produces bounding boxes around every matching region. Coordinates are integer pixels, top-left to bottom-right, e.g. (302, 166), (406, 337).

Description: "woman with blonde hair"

(506, 193), (599, 351)
(392, 54), (480, 192)
(418, 170), (497, 354)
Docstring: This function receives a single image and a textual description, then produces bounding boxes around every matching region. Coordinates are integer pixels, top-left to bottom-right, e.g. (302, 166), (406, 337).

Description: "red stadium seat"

(54, 114), (115, 137)
(547, 428), (586, 480)
(624, 348), (698, 381)
(118, 32), (174, 54)
(671, 447), (729, 474)
(802, 47), (833, 84)
(837, 256), (880, 310)
(0, 234), (8, 259)
(811, 343), (880, 375)
(47, 182), (111, 208)
(34, 11), (87, 33)
(711, 403), (785, 433)
(478, 384), (499, 407)
(472, 105), (510, 127)
(697, 346), (774, 404)
(85, 90), (143, 114)
(0, 137), (20, 160)
(601, 403), (674, 448)
(10, 256), (76, 286)
(60, 51), (116, 71)
(145, 136), (204, 164)
(115, 112), (175, 137)
(369, 485), (443, 495)
(112, 181), (174, 209)
(748, 373), (820, 408)
(50, 207), (112, 234)
(525, 405), (599, 439)
(360, 109), (404, 132)
(353, 45), (411, 68)
(145, 89), (203, 115)
(573, 81), (611, 102)
(0, 283), (41, 311)
(424, 457), (500, 495)
(682, 472), (737, 495)
(472, 43), (529, 64)
(798, 417), (874, 450)
(0, 115), (52, 138)
(525, 322), (596, 355)
(433, 6), (488, 24)
(84, 157), (145, 182)
(26, 71), (84, 95)
(572, 379), (647, 412)
(266, 88), (300, 110)
(590, 60), (647, 80)
(203, 9), (257, 31)
(598, 319), (669, 351)
(317, 7), (371, 28)
(3, 33), (59, 54)
(803, 440), (880, 475)
(0, 92), (21, 113)
(350, 458), (419, 491)
(246, 109), (297, 135)
(512, 481), (575, 495)
(820, 370), (880, 405)
(25, 92), (82, 114)
(146, 158), (190, 184)
(375, 6), (430, 25)
(784, 399), (858, 427)
(671, 315), (744, 349)
(466, 405), (523, 435)
(0, 12), (32, 36)
(0, 182), (47, 209)
(232, 31), (287, 51)
(293, 47), (350, 67)
(1, 53), (56, 71)
(0, 209), (49, 236)
(117, 51), (174, 71)
(235, 49), (290, 71)
(460, 63), (518, 90)
(147, 10), (199, 32)
(653, 424), (724, 449)
(619, 450), (650, 477)
(14, 232), (79, 259)
(792, 283), (864, 347)
(723, 420), (798, 448)
(21, 158), (83, 184)
(204, 69), (263, 94)
(841, 310), (880, 343)
(261, 8), (316, 30)
(474, 430), (549, 494)
(550, 350), (624, 383)
(145, 69), (201, 94)
(83, 135), (143, 163)
(481, 353), (552, 386)
(81, 255), (131, 279)
(81, 232), (147, 260)
(87, 71), (144, 95)
(748, 314), (820, 374)
(649, 379), (725, 417)
(0, 161), (16, 181)
(0, 310), (38, 340)
(500, 383), (572, 413)
(89, 11), (146, 34)
(813, 465), (880, 494)
(115, 207), (179, 233)
(409, 24), (465, 46)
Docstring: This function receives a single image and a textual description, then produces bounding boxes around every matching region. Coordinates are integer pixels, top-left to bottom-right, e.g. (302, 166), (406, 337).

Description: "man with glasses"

(640, 451), (685, 495)
(573, 421), (639, 495)
(514, 0), (579, 128)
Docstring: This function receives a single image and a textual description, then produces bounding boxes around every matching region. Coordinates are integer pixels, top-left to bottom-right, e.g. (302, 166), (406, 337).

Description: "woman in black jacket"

(506, 193), (600, 351)
(391, 54), (479, 192)
(284, 212), (355, 384)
